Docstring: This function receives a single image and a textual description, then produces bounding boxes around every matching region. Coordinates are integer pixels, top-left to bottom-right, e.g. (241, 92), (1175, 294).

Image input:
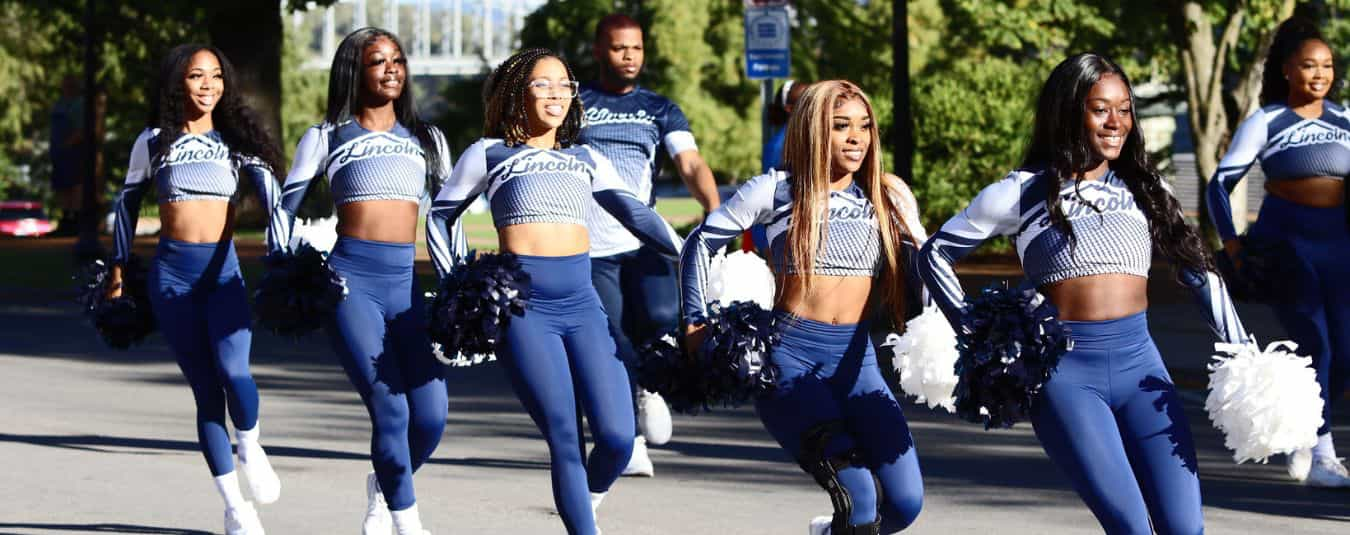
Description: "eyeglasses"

(527, 79), (580, 98)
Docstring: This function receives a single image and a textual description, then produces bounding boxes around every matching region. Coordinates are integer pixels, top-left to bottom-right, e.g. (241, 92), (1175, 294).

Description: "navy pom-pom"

(954, 285), (1072, 429)
(253, 244), (348, 336)
(635, 302), (779, 414)
(76, 255), (156, 349)
(427, 251), (531, 359)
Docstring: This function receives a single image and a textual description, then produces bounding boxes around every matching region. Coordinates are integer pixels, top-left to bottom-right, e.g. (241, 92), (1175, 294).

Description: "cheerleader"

(917, 53), (1251, 534)
(109, 44), (284, 534)
(426, 48), (679, 535)
(1205, 18), (1350, 487)
(681, 80), (926, 534)
(271, 28), (460, 534)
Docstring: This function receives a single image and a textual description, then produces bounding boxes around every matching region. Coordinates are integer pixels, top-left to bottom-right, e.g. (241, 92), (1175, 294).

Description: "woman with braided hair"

(427, 48), (679, 535)
(272, 27), (461, 534)
(108, 43), (285, 534)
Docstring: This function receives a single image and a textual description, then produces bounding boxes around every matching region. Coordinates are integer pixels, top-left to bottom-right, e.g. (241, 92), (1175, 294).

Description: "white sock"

(214, 471), (248, 509)
(236, 424), (260, 462)
(391, 503), (423, 534)
(1312, 433), (1337, 460)
(591, 491), (606, 514)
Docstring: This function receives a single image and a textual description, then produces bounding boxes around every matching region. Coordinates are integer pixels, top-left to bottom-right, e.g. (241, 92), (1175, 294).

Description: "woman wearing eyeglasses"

(427, 48), (679, 535)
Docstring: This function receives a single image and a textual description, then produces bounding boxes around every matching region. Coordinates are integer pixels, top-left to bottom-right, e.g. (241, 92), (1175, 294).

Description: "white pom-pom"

(883, 305), (959, 412)
(1205, 339), (1324, 464)
(431, 340), (496, 368)
(707, 250), (775, 309)
(289, 216), (338, 254)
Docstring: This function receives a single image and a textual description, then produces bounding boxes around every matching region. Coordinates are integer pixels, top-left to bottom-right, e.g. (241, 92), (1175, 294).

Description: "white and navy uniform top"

(111, 128), (282, 264)
(1206, 100), (1350, 241)
(679, 170), (927, 325)
(916, 166), (1249, 344)
(272, 120), (465, 265)
(577, 83), (698, 257)
(427, 138), (682, 278)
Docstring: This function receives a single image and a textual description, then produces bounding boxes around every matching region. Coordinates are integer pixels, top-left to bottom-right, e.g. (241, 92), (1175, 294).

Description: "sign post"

(744, 0), (790, 172)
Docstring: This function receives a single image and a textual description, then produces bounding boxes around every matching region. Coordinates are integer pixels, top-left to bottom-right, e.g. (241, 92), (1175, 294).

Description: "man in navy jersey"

(580, 13), (721, 477)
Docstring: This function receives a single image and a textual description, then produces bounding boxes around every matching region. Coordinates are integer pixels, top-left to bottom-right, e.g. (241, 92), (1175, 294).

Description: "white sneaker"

(1287, 447), (1312, 482)
(621, 436), (654, 477)
(364, 472), (393, 535)
(637, 390), (673, 446)
(808, 515), (832, 535)
(225, 502), (265, 535)
(591, 491), (606, 535)
(1305, 456), (1350, 488)
(239, 443), (281, 504)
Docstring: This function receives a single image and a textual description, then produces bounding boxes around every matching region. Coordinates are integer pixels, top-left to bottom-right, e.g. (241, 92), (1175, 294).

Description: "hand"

(1223, 239), (1243, 270)
(106, 265), (125, 300)
(684, 323), (707, 358)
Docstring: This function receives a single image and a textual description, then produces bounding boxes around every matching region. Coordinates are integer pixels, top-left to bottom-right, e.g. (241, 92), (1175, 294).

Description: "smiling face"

(828, 97), (872, 180)
(1285, 39), (1335, 102)
(361, 36), (406, 105)
(1082, 73), (1133, 163)
(524, 56), (574, 136)
(182, 50), (223, 119)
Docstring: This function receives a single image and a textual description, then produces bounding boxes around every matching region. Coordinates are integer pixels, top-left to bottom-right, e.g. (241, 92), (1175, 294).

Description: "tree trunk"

(207, 2), (284, 228)
(892, 0), (913, 181)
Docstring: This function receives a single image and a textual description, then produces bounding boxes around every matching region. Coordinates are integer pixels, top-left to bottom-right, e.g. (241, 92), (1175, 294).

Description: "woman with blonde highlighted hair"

(680, 81), (927, 534)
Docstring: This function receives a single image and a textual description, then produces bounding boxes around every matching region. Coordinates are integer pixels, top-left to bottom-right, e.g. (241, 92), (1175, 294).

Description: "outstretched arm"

(270, 126), (328, 255)
(111, 129), (154, 266)
(1205, 108), (1267, 244)
(915, 175), (1021, 326)
(422, 127), (467, 279)
(239, 157), (285, 255)
(679, 173), (778, 325)
(1181, 268), (1251, 345)
(586, 147), (681, 259)
(428, 139), (491, 279)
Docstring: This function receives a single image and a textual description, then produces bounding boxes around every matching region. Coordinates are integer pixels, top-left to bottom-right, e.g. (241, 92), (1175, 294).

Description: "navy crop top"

(111, 128), (281, 264)
(270, 121), (465, 264)
(427, 138), (681, 278)
(1207, 101), (1350, 241)
(680, 170), (926, 324)
(916, 167), (1249, 344)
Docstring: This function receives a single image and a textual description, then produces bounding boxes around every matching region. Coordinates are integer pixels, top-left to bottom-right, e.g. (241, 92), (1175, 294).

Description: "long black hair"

(326, 27), (443, 176)
(148, 44), (284, 175)
(481, 48), (584, 147)
(1023, 53), (1213, 279)
(1261, 17), (1335, 106)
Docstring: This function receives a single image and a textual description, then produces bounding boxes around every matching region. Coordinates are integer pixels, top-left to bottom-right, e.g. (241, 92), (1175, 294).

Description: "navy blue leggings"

(1031, 312), (1201, 535)
(499, 253), (634, 535)
(756, 316), (924, 533)
(326, 237), (448, 511)
(1248, 195), (1350, 436)
(148, 238), (258, 477)
(590, 245), (680, 414)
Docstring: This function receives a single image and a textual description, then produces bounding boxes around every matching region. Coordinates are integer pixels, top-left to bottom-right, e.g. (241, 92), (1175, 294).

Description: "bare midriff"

(159, 200), (234, 243)
(1040, 273), (1148, 322)
(498, 222), (591, 257)
(337, 200), (420, 243)
(775, 274), (875, 325)
(1265, 176), (1344, 208)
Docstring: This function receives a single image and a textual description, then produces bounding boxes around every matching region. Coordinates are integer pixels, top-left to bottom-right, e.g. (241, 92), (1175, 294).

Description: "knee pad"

(797, 421), (883, 535)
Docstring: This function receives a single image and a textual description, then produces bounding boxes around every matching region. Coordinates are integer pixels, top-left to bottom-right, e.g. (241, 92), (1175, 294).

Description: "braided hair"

(326, 27), (443, 178)
(482, 48), (584, 147)
(1261, 17), (1335, 106)
(1024, 53), (1214, 282)
(147, 44), (285, 175)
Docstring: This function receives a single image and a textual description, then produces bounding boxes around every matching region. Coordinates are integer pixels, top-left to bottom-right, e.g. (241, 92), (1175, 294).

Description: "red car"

(0, 200), (55, 237)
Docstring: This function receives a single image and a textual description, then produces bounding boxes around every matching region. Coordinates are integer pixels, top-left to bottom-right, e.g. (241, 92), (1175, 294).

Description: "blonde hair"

(780, 81), (918, 322)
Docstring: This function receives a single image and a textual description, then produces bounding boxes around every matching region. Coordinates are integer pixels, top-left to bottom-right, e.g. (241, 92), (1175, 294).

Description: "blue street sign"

(744, 5), (789, 80)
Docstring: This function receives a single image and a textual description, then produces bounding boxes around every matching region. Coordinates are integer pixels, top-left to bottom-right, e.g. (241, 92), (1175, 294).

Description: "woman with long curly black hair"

(427, 48), (679, 535)
(108, 43), (285, 534)
(917, 53), (1253, 534)
(272, 27), (460, 534)
(1206, 17), (1350, 488)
